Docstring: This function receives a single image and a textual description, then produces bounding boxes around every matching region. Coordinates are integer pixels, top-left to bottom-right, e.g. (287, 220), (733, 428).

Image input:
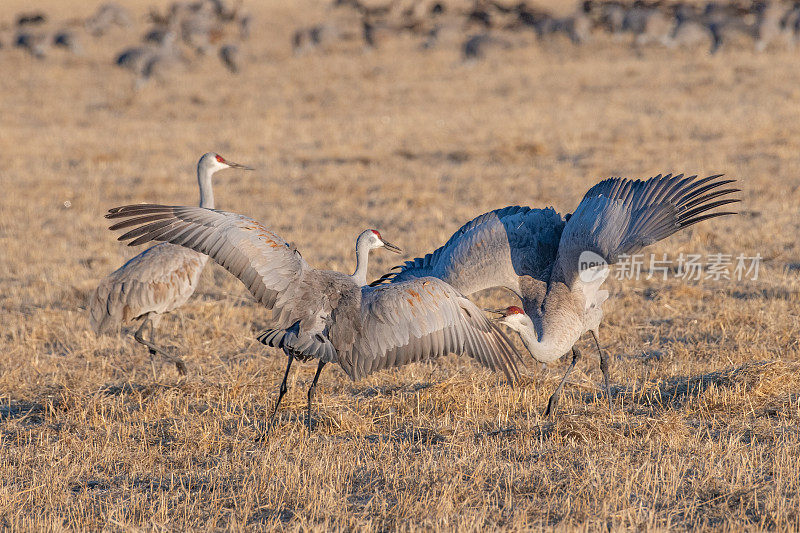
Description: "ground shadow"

(583, 360), (775, 410)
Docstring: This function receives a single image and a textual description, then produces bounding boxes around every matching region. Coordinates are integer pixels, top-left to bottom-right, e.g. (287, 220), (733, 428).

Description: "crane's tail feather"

(256, 328), (285, 348)
(257, 328), (338, 363)
(87, 280), (127, 334)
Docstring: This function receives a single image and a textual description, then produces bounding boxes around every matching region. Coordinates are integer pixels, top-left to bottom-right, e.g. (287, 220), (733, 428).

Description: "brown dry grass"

(1, 0), (799, 530)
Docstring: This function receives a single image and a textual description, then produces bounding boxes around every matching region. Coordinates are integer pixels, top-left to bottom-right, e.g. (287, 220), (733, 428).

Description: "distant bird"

(103, 207), (522, 434)
(16, 13), (47, 27)
(595, 2), (627, 38)
(219, 43), (239, 73)
(116, 31), (183, 89)
(238, 14), (252, 40)
(178, 3), (220, 55)
(784, 3), (800, 48)
(462, 34), (511, 61)
(14, 31), (48, 58)
(292, 24), (338, 54)
(116, 46), (152, 71)
(703, 1), (751, 54)
(373, 174), (739, 417)
(89, 153), (253, 374)
(362, 19), (375, 47)
(85, 3), (132, 36)
(632, 8), (673, 46)
(143, 26), (176, 45)
(53, 29), (82, 55)
(462, 34), (490, 59)
(669, 5), (713, 51)
(754, 0), (785, 52)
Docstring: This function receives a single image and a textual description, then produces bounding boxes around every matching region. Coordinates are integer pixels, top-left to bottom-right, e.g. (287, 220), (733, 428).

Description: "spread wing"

(371, 206), (565, 297)
(552, 173), (740, 286)
(105, 204), (309, 311)
(338, 278), (523, 383)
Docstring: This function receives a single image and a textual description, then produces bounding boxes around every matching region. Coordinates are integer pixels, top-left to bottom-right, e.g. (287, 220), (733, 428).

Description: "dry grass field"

(1, 0), (799, 530)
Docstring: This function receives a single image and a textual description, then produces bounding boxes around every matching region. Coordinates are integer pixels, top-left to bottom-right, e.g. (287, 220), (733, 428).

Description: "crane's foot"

(134, 319), (187, 376)
(255, 422), (273, 443)
(144, 346), (186, 376)
(543, 390), (561, 419)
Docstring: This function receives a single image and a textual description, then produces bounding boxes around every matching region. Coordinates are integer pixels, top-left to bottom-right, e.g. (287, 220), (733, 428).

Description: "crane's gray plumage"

(105, 204), (522, 433)
(85, 3), (132, 36)
(218, 43), (239, 73)
(89, 242), (208, 335)
(551, 173), (740, 286)
(89, 152), (252, 374)
(104, 204), (522, 384)
(374, 173), (739, 416)
(376, 205), (564, 299)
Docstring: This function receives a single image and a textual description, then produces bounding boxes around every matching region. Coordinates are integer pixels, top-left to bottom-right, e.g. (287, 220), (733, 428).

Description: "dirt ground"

(1, 0), (799, 530)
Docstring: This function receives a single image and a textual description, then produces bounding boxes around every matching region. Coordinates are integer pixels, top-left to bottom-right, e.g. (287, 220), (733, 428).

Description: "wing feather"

(370, 207), (564, 298)
(343, 278), (523, 383)
(106, 205), (308, 311)
(553, 173), (740, 285)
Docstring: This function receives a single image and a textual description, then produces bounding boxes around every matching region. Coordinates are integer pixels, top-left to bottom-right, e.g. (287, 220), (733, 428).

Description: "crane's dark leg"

(544, 347), (581, 418)
(265, 354), (295, 435)
(306, 360), (326, 435)
(150, 319), (187, 375)
(133, 316), (187, 376)
(591, 330), (613, 415)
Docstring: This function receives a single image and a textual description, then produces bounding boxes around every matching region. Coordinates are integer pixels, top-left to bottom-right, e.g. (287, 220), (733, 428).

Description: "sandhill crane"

(669, 5), (714, 51)
(53, 29), (82, 55)
(218, 44), (239, 73)
(754, 0), (786, 52)
(116, 31), (184, 89)
(14, 30), (49, 58)
(85, 3), (132, 36)
(16, 12), (47, 27)
(103, 206), (522, 433)
(89, 153), (252, 374)
(372, 174), (739, 417)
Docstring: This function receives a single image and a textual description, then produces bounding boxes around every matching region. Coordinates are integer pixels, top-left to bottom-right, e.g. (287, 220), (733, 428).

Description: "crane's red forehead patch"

(506, 306), (525, 315)
(371, 230), (382, 239)
(215, 154), (225, 163)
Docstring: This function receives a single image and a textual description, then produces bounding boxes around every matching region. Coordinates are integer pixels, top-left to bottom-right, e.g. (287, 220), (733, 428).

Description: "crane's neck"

(513, 322), (566, 364)
(198, 162), (215, 209)
(350, 241), (371, 286)
(513, 288), (585, 364)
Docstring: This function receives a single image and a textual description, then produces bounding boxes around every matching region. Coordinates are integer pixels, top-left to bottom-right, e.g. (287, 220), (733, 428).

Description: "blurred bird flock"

(1, 0), (799, 530)
(6, 0), (800, 78)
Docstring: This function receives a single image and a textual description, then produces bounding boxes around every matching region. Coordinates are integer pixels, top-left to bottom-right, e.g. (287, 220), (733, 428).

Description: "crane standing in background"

(89, 152), (253, 374)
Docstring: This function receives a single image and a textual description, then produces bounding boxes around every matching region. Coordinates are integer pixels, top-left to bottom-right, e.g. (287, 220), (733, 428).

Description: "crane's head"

(358, 229), (402, 254)
(486, 306), (532, 331)
(199, 152), (254, 174)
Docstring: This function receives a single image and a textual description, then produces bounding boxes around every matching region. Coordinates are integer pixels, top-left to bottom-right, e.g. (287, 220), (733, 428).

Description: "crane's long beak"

(227, 161), (254, 170)
(382, 241), (402, 254)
